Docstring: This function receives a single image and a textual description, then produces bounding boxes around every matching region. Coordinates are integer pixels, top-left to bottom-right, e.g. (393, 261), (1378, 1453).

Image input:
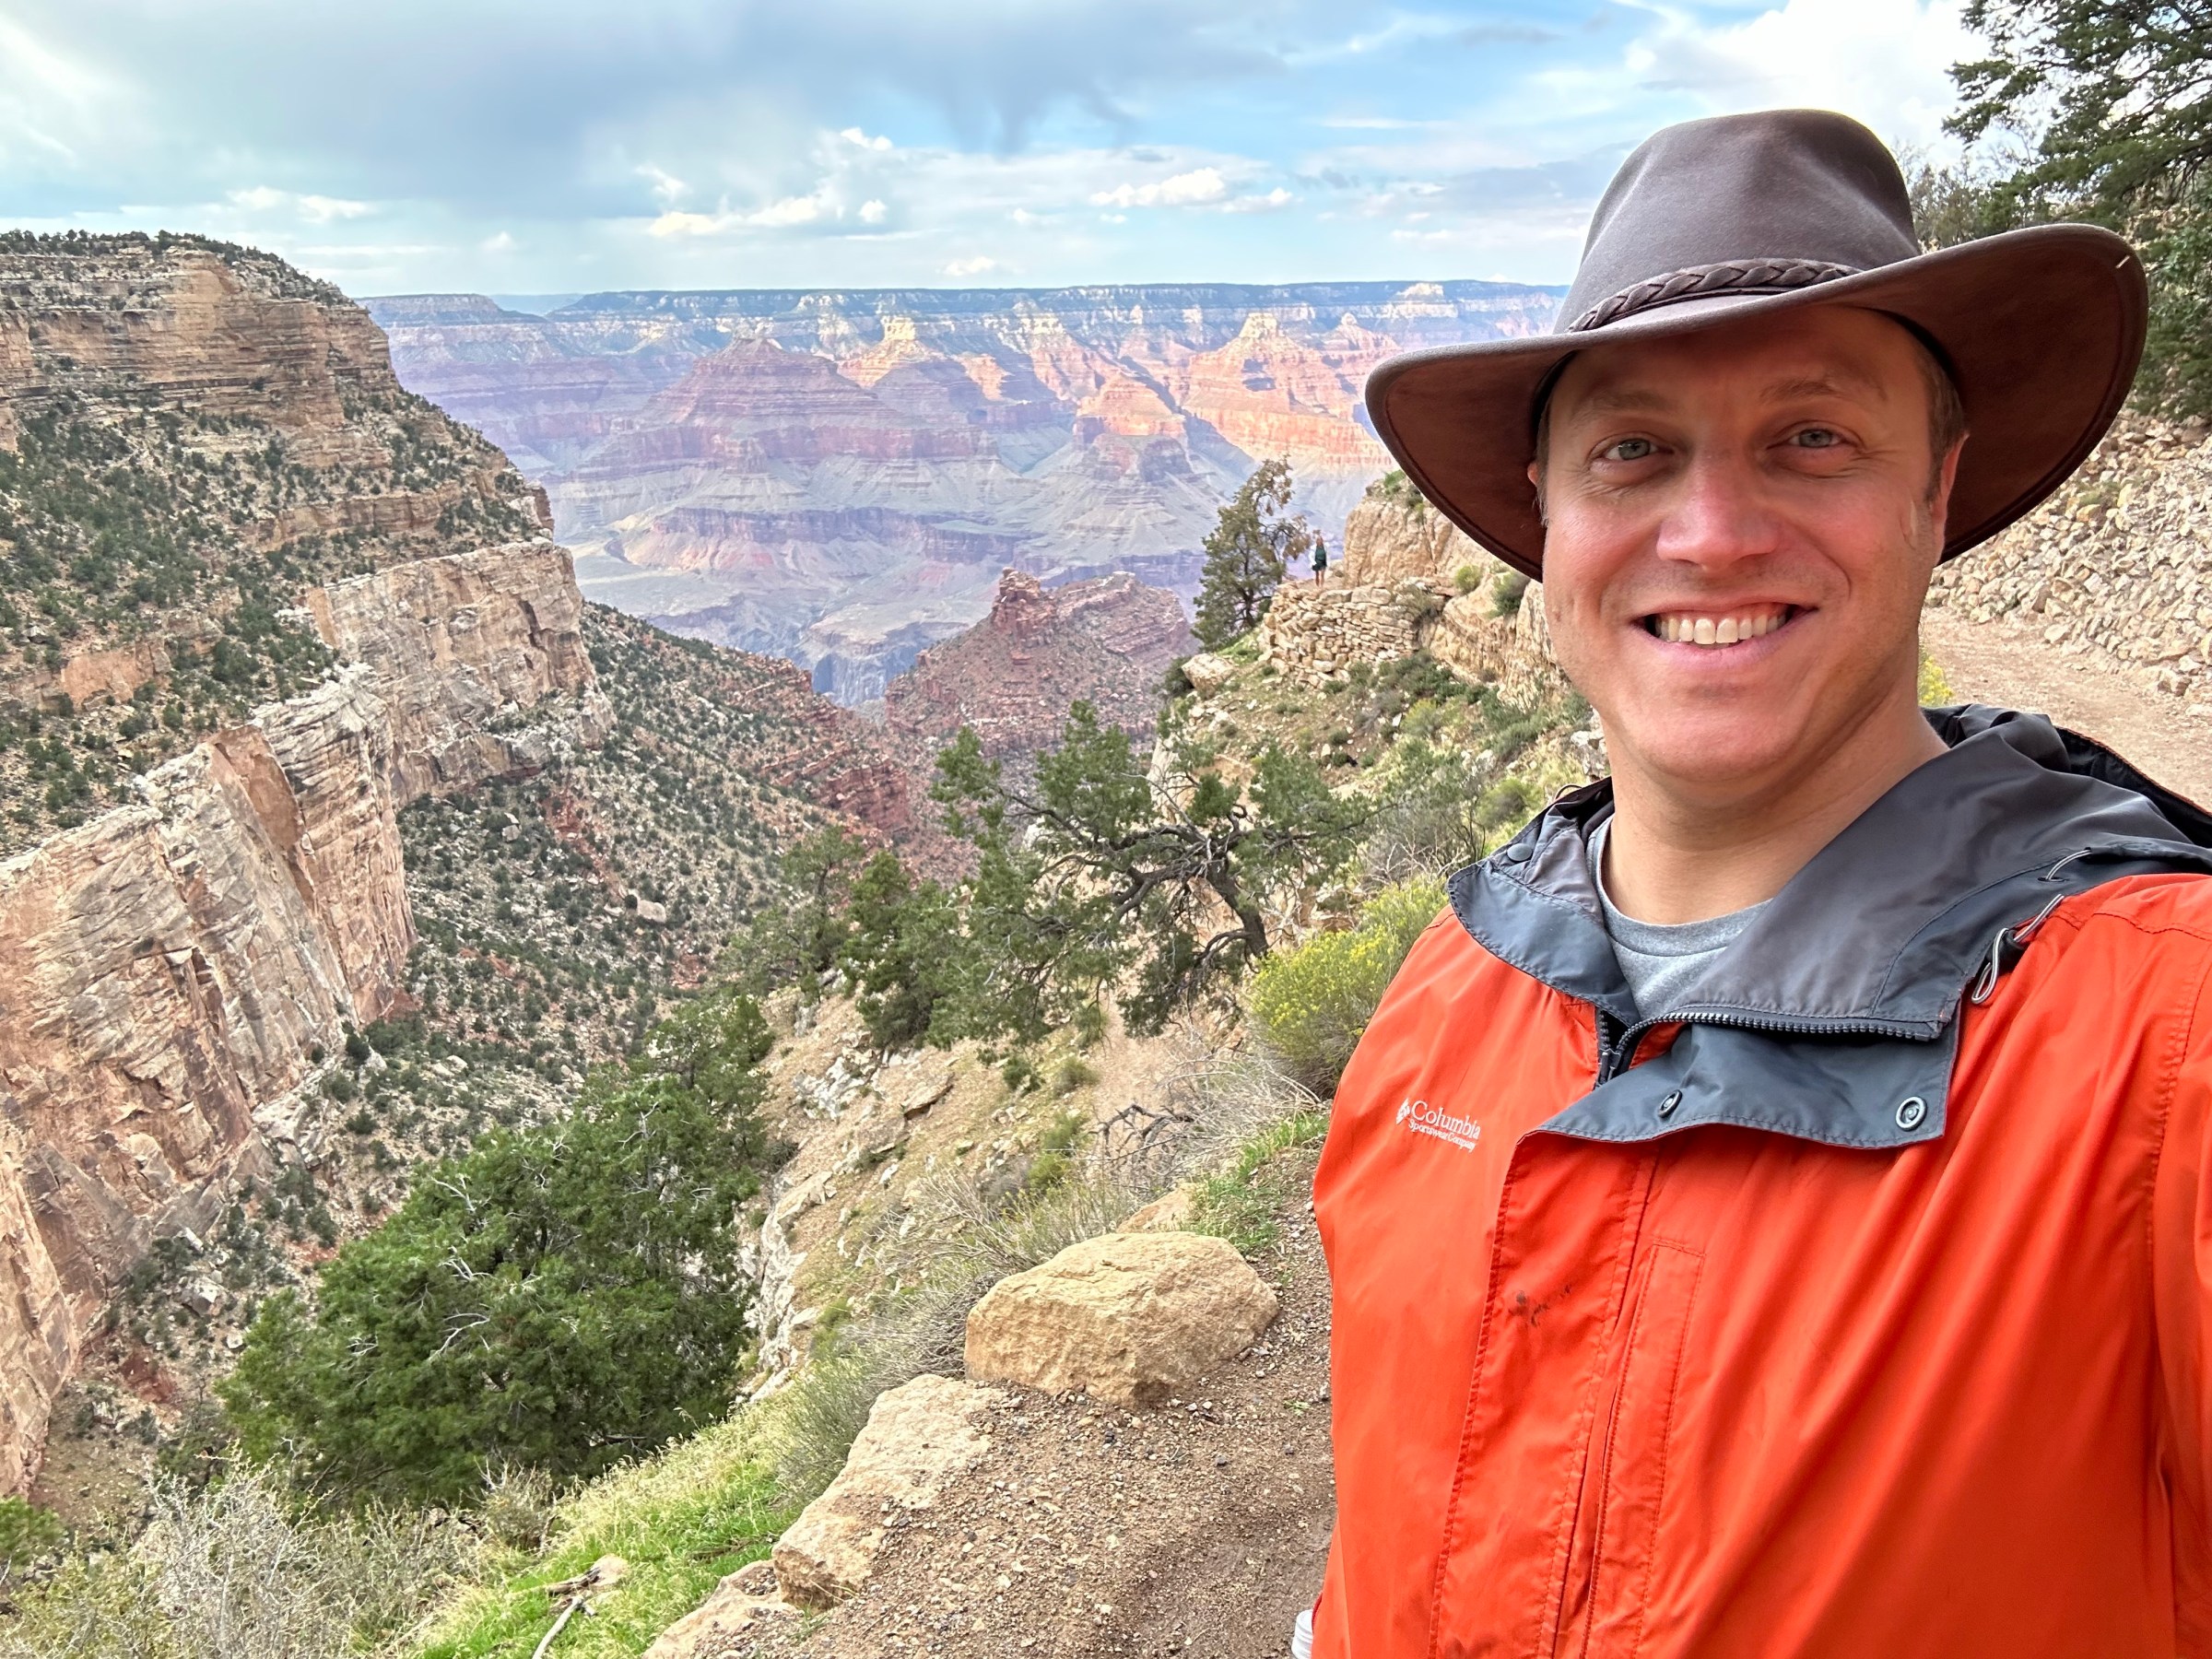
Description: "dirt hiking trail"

(1924, 612), (2212, 807)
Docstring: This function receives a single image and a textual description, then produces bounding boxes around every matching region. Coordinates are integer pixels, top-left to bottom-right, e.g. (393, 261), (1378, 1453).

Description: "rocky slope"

(0, 537), (605, 1496)
(366, 283), (1563, 700)
(882, 569), (1191, 770)
(0, 232), (545, 854)
(0, 235), (929, 1503)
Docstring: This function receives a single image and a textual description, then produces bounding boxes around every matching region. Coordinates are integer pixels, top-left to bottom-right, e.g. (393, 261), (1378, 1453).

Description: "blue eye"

(1603, 437), (1654, 462)
(1794, 428), (1840, 449)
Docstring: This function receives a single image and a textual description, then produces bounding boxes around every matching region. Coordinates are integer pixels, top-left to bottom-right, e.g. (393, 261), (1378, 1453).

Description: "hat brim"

(1363, 224), (2148, 578)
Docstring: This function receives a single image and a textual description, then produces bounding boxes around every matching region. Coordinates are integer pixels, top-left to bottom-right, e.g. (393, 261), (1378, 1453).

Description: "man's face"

(1535, 306), (1960, 802)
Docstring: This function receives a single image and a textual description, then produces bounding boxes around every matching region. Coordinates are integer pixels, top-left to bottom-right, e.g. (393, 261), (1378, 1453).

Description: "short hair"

(1531, 314), (1968, 509)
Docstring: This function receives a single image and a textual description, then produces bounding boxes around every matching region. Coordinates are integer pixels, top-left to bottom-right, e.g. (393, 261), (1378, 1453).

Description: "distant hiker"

(1301, 111), (2212, 1657)
(1312, 535), (1328, 584)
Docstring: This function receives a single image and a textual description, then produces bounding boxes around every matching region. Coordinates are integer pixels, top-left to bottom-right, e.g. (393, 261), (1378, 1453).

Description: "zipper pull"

(1967, 893), (2066, 1006)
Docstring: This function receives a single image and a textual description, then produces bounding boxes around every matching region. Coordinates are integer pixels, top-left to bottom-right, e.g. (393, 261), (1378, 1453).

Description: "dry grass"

(0, 1464), (468, 1659)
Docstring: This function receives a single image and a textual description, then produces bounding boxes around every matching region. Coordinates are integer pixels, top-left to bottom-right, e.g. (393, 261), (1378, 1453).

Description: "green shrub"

(221, 991), (778, 1507)
(1051, 1056), (1099, 1096)
(1248, 877), (1447, 1095)
(1490, 571), (1530, 618)
(0, 1495), (61, 1572)
(1452, 562), (1484, 595)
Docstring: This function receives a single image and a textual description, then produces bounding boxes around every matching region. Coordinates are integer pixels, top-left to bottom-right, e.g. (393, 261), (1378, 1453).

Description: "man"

(1306, 110), (2212, 1656)
(1313, 535), (1330, 584)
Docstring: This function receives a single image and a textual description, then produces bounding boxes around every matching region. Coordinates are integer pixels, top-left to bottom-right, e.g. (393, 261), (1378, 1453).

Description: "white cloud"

(481, 229), (516, 253)
(840, 126), (894, 151)
(650, 190), (836, 237)
(943, 254), (998, 276)
(225, 185), (371, 223)
(636, 163), (689, 206)
(1222, 185), (1296, 213)
(1089, 166), (1229, 208)
(1551, 0), (1975, 154)
(751, 193), (829, 227)
(859, 198), (888, 223)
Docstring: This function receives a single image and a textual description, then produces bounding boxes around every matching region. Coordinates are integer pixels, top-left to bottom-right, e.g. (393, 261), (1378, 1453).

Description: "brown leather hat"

(1364, 109), (2147, 579)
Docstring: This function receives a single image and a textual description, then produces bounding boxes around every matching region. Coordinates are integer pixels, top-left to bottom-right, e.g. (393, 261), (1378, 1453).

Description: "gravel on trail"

(1924, 610), (2212, 806)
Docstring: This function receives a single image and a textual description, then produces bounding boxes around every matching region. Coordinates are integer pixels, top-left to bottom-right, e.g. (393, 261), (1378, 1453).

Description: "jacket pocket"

(1580, 1241), (1703, 1658)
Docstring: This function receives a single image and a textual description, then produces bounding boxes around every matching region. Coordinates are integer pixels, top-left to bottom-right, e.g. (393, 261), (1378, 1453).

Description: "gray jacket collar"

(1448, 706), (2212, 1150)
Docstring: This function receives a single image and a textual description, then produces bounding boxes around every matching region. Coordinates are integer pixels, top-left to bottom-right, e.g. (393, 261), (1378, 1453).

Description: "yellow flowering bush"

(1249, 875), (1447, 1095)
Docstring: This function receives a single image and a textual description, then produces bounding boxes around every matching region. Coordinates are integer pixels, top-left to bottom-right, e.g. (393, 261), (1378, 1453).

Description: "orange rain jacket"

(1311, 708), (2212, 1657)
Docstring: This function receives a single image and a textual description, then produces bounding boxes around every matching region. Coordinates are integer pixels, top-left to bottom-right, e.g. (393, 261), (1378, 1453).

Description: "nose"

(1652, 448), (1783, 572)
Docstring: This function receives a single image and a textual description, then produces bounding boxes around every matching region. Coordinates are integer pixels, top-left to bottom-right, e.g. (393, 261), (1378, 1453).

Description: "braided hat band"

(1569, 257), (1862, 334)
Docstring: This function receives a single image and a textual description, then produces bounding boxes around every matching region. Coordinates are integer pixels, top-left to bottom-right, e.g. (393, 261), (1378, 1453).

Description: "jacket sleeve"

(2154, 971), (2212, 1649)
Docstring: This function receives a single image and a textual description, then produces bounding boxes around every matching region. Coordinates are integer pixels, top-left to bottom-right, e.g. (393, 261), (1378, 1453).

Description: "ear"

(1927, 433), (1966, 546)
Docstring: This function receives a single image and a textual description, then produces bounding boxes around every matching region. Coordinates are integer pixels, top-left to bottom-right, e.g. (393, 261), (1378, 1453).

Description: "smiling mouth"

(1641, 603), (1798, 647)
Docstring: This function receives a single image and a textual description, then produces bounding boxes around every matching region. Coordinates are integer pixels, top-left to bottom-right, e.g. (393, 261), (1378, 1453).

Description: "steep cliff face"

(883, 569), (1191, 764)
(367, 281), (1563, 700)
(1337, 482), (1496, 585)
(0, 232), (634, 1493)
(0, 232), (544, 856)
(0, 535), (612, 1493)
(306, 540), (612, 801)
(0, 237), (965, 1508)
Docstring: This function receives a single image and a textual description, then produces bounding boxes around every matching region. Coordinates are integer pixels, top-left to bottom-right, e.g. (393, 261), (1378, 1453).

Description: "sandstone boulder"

(644, 1560), (792, 1658)
(1181, 652), (1237, 698)
(771, 1372), (1004, 1610)
(964, 1230), (1278, 1407)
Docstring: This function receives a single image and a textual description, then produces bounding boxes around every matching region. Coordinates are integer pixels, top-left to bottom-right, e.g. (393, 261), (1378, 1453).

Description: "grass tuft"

(412, 1418), (791, 1659)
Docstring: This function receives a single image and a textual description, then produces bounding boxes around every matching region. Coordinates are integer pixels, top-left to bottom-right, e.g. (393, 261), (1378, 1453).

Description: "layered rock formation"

(366, 281), (1563, 700)
(304, 540), (612, 800)
(0, 232), (545, 855)
(883, 569), (1191, 765)
(0, 537), (606, 1490)
(1262, 477), (1563, 707)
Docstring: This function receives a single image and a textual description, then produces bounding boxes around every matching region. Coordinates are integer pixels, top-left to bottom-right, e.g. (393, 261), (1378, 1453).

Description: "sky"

(0, 0), (1982, 300)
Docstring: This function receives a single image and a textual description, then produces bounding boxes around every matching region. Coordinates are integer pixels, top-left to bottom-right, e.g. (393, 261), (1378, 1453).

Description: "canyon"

(0, 235), (924, 1498)
(367, 282), (1564, 700)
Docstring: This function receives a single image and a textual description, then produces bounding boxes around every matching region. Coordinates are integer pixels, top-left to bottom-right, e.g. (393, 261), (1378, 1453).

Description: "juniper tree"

(220, 990), (779, 1506)
(934, 701), (1365, 1036)
(1194, 457), (1314, 647)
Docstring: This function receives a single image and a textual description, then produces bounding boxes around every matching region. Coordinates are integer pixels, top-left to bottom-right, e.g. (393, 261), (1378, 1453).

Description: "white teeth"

(1650, 607), (1789, 647)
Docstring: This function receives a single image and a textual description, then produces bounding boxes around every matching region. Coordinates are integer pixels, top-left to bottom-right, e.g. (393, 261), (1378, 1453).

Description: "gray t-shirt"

(1589, 817), (1768, 1016)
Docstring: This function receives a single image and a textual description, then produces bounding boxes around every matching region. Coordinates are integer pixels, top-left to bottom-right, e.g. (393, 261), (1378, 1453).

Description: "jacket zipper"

(1594, 1008), (1936, 1086)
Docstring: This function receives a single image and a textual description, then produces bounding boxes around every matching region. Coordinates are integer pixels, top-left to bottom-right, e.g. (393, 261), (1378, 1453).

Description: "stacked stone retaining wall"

(1925, 418), (2212, 700)
(1255, 579), (1440, 678)
(1255, 571), (1564, 708)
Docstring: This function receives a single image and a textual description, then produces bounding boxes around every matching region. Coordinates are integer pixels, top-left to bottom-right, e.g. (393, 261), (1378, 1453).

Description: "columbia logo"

(1396, 1097), (1481, 1152)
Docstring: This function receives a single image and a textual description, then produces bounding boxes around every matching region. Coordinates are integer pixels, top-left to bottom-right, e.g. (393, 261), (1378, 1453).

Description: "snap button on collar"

(1895, 1096), (1927, 1131)
(1502, 841), (1534, 865)
(1656, 1089), (1682, 1120)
